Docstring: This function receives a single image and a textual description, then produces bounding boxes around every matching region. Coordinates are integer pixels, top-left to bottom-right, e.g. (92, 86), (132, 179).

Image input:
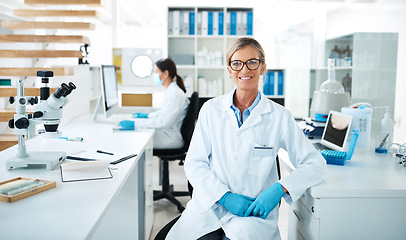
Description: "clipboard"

(60, 160), (113, 183)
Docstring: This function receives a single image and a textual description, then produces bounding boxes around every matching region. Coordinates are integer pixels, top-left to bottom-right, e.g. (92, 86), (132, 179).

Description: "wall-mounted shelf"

(0, 50), (82, 58)
(13, 9), (100, 18)
(0, 67), (74, 76)
(2, 21), (95, 30)
(0, 88), (58, 97)
(0, 135), (18, 151)
(0, 34), (90, 44)
(24, 0), (104, 6)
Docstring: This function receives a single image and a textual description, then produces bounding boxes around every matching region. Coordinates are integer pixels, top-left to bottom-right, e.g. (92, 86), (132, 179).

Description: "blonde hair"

(226, 37), (266, 64)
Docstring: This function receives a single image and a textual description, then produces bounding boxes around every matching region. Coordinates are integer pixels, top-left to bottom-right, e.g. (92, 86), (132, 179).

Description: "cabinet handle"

(293, 210), (301, 222)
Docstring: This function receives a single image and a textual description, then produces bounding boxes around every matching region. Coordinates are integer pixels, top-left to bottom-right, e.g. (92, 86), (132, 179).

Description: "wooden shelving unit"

(0, 67), (74, 76)
(14, 9), (100, 18)
(2, 21), (95, 30)
(24, 0), (104, 6)
(0, 135), (18, 151)
(0, 34), (90, 44)
(0, 87), (58, 97)
(0, 0), (100, 149)
(0, 50), (82, 58)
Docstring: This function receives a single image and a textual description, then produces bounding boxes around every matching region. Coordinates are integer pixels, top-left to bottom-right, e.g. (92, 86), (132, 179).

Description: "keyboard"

(110, 154), (137, 165)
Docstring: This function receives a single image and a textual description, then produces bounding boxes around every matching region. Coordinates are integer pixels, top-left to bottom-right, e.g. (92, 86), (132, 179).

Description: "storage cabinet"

(167, 7), (253, 97)
(309, 33), (398, 137)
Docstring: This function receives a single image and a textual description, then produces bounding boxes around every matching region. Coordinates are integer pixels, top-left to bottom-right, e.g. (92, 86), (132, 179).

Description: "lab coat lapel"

(240, 92), (272, 130)
(221, 91), (240, 129)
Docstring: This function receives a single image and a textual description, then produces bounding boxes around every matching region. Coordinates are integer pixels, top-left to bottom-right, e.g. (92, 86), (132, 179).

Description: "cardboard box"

(122, 93), (153, 107)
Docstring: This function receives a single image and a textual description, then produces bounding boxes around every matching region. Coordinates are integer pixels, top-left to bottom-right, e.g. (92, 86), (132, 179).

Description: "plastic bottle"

(381, 106), (393, 146)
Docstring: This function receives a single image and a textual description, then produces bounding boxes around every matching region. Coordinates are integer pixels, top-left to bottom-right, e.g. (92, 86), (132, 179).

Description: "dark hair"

(155, 58), (186, 93)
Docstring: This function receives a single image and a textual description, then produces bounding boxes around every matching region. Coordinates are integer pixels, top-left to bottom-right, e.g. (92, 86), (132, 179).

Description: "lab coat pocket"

(253, 144), (274, 157)
(249, 144), (276, 177)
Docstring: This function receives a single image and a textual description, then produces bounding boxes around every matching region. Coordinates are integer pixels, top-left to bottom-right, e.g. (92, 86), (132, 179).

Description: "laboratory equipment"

(374, 106), (393, 153)
(6, 71), (76, 170)
(329, 45), (341, 66)
(342, 45), (352, 67)
(321, 129), (360, 165)
(387, 143), (406, 166)
(342, 73), (352, 95)
(310, 59), (351, 122)
(341, 103), (373, 147)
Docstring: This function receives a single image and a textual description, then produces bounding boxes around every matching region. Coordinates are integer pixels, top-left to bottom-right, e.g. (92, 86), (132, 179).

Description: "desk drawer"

(291, 200), (319, 240)
(299, 190), (320, 218)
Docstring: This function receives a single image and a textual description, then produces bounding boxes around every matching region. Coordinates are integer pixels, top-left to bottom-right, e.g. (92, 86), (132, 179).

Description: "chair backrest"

(180, 92), (199, 151)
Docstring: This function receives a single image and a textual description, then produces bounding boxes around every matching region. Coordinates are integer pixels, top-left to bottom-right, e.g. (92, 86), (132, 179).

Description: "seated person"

(119, 58), (189, 149)
(165, 37), (326, 240)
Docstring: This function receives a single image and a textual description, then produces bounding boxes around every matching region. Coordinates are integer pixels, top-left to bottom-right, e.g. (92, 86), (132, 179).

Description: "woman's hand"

(218, 192), (255, 217)
(244, 182), (285, 219)
(132, 112), (149, 118)
(118, 120), (135, 130)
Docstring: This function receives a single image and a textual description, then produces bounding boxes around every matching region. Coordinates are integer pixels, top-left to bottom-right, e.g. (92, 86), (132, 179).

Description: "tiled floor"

(149, 157), (289, 240)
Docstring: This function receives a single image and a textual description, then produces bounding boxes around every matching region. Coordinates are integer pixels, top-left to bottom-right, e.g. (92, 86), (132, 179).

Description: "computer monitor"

(93, 65), (119, 121)
(320, 111), (353, 151)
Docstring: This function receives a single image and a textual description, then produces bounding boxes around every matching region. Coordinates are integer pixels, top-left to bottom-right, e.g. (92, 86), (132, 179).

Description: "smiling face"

(227, 45), (266, 93)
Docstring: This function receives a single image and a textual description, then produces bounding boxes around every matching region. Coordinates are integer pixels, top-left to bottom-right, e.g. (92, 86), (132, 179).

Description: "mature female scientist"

(118, 58), (189, 149)
(166, 37), (326, 240)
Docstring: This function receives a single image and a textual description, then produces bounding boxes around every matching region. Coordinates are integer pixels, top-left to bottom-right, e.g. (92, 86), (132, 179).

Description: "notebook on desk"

(312, 111), (353, 152)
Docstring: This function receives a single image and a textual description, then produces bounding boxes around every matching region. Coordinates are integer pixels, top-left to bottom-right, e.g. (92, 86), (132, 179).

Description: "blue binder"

(263, 72), (269, 95)
(247, 11), (253, 35)
(218, 12), (224, 35)
(230, 11), (237, 35)
(208, 11), (213, 35)
(189, 12), (195, 35)
(269, 71), (275, 95)
(277, 71), (284, 95)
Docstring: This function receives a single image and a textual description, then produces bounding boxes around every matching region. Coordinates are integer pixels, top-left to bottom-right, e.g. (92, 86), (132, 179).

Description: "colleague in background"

(118, 58), (189, 149)
(166, 37), (326, 240)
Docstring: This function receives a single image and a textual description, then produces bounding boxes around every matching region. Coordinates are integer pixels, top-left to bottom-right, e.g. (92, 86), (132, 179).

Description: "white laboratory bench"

(283, 148), (406, 240)
(0, 120), (154, 240)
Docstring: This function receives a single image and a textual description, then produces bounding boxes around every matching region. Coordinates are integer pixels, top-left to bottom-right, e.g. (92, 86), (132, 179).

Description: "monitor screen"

(101, 65), (119, 119)
(320, 111), (353, 151)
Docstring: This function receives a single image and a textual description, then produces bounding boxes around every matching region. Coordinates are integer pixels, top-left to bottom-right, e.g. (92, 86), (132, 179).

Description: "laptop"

(312, 111), (353, 152)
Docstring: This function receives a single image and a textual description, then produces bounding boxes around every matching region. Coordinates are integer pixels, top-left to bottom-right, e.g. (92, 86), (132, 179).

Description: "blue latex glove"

(244, 182), (285, 219)
(218, 191), (255, 217)
(118, 120), (135, 130)
(132, 112), (149, 118)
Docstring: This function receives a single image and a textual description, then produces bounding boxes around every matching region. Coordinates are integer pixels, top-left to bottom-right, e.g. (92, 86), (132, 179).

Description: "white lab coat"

(167, 90), (326, 240)
(133, 82), (189, 149)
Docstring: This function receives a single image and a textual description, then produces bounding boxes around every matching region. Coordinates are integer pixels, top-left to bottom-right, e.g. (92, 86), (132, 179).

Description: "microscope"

(6, 71), (76, 170)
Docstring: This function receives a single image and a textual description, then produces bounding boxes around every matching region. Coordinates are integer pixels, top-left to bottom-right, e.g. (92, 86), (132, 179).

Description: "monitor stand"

(92, 94), (103, 122)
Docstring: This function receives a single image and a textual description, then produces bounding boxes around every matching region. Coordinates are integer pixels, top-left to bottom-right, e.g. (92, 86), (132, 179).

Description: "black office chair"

(153, 92), (199, 213)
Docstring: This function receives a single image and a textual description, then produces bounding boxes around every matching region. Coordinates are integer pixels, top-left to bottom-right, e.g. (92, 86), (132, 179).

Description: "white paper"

(60, 160), (112, 182)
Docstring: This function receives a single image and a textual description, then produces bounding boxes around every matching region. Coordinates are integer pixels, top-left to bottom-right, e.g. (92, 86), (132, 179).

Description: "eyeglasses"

(229, 58), (262, 71)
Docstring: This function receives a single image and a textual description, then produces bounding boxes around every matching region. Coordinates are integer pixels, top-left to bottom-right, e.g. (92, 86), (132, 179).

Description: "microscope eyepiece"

(63, 82), (77, 97)
(54, 83), (70, 99)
